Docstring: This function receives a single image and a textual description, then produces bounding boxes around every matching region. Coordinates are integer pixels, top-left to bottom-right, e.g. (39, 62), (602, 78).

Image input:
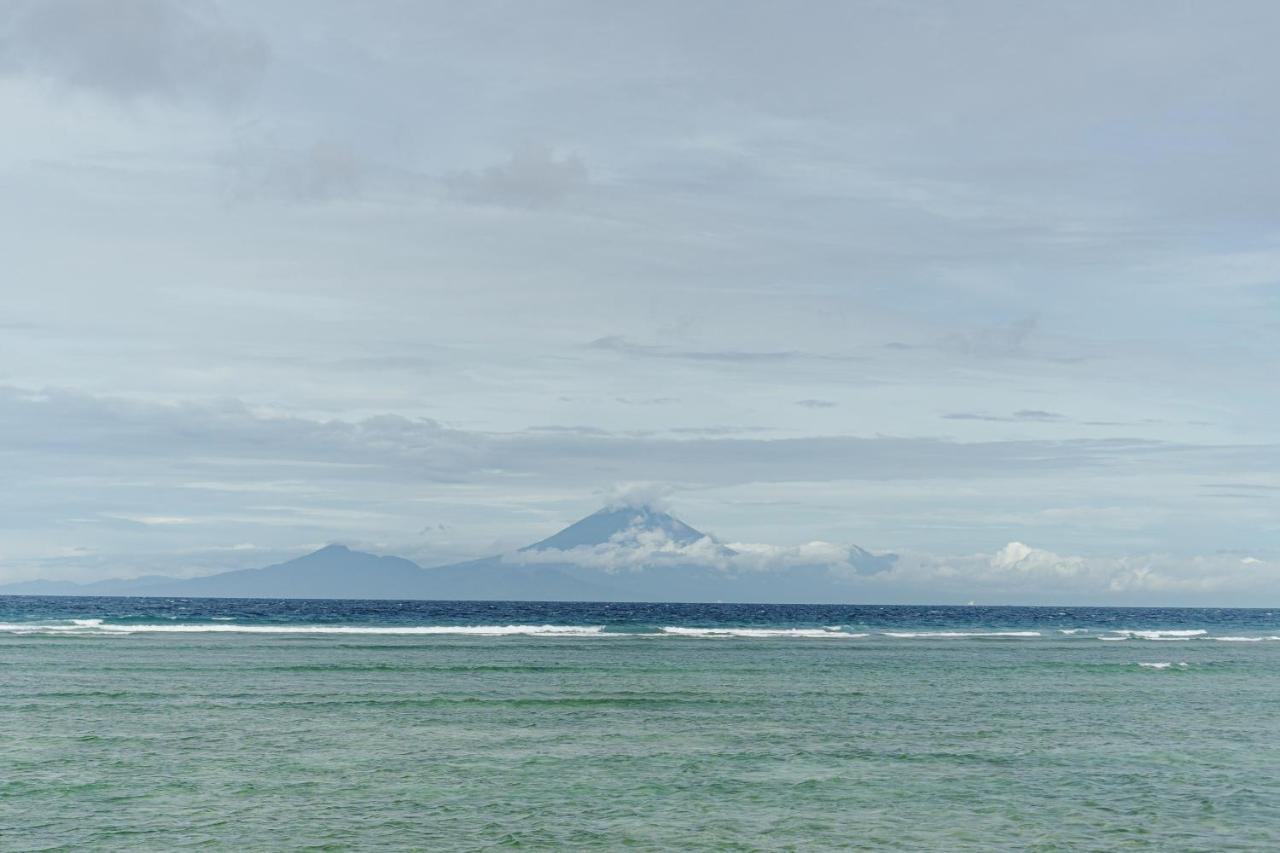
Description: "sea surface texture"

(2, 597), (1279, 850)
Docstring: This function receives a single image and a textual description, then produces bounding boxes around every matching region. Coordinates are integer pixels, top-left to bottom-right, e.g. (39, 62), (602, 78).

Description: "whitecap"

(0, 622), (608, 637)
(659, 627), (867, 638)
(1104, 629), (1207, 641)
(880, 631), (1041, 638)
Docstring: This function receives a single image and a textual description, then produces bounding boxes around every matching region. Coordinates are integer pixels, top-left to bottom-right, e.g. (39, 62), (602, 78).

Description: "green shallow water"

(3, 635), (1278, 851)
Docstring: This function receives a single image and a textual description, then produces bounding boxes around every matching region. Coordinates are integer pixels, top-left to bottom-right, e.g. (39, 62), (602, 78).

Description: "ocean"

(3, 597), (1279, 850)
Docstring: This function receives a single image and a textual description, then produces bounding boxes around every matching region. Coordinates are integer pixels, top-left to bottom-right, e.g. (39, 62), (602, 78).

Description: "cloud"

(796, 399), (837, 409)
(2, 384), (1278, 594)
(943, 315), (1041, 359)
(668, 426), (772, 436)
(504, 519), (894, 576)
(446, 145), (588, 208)
(615, 397), (678, 406)
(104, 514), (196, 526)
(500, 521), (1280, 603)
(587, 335), (801, 363)
(602, 482), (673, 512)
(0, 384), (1253, 490)
(0, 0), (268, 107)
(879, 545), (1280, 601)
(943, 409), (1067, 423)
(226, 141), (364, 203)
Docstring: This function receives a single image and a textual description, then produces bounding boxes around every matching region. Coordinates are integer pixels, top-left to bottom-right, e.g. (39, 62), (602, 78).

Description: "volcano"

(0, 503), (895, 602)
(521, 505), (708, 551)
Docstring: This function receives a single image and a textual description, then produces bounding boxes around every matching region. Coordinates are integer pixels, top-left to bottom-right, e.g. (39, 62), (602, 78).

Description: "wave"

(1138, 662), (1189, 669)
(0, 622), (608, 637)
(1099, 629), (1208, 641)
(2, 621), (1275, 641)
(658, 627), (867, 638)
(880, 631), (1041, 638)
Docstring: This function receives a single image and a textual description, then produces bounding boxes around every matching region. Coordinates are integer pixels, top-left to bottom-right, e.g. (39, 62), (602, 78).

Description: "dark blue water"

(2, 595), (1279, 637)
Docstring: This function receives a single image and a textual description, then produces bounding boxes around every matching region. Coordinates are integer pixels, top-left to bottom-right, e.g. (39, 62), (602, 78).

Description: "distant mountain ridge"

(0, 505), (897, 603)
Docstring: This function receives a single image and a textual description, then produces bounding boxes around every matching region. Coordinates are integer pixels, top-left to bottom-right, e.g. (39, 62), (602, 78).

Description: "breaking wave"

(659, 627), (867, 638)
(2, 620), (1277, 641)
(0, 622), (608, 637)
(1098, 629), (1208, 641)
(880, 631), (1041, 638)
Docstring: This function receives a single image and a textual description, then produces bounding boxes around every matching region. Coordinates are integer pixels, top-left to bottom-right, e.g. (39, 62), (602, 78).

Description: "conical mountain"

(521, 505), (708, 551)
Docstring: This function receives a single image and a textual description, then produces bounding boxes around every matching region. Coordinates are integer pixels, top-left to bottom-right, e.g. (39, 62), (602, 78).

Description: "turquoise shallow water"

(2, 598), (1279, 850)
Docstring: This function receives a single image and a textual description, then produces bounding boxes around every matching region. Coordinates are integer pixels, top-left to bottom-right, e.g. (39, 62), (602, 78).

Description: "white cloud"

(503, 522), (892, 576)
(507, 528), (731, 573)
(498, 522), (1280, 603)
(602, 482), (673, 512)
(882, 547), (1280, 601)
(105, 514), (196, 526)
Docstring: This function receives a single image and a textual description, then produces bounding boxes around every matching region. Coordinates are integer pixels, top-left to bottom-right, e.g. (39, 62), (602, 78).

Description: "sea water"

(2, 597), (1279, 850)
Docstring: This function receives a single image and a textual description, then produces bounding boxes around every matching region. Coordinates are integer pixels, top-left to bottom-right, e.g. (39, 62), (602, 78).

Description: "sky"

(1, 0), (1278, 603)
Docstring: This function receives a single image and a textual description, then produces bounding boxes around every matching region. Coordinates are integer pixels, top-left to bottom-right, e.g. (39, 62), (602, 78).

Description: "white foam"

(1138, 662), (1188, 669)
(1059, 628), (1089, 635)
(880, 631), (1041, 638)
(0, 622), (607, 637)
(1104, 629), (1207, 641)
(659, 627), (867, 638)
(1211, 636), (1265, 642)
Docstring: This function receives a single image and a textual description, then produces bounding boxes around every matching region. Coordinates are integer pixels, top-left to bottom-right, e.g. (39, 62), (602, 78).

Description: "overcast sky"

(2, 1), (1278, 602)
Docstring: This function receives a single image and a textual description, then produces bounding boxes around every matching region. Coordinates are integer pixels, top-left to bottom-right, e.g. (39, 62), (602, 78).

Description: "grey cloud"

(886, 319), (1083, 365)
(1203, 493), (1271, 500)
(945, 315), (1040, 359)
(226, 141), (365, 203)
(615, 397), (678, 406)
(0, 385), (1239, 490)
(324, 356), (435, 373)
(525, 425), (614, 437)
(667, 426), (773, 436)
(1201, 483), (1280, 492)
(943, 409), (1067, 423)
(4, 384), (1279, 588)
(796, 399), (837, 409)
(1, 0), (268, 106)
(0, 319), (40, 331)
(587, 336), (801, 363)
(446, 145), (589, 208)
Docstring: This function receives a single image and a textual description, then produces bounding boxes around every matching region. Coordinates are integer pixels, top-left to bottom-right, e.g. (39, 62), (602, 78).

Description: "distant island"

(0, 505), (895, 602)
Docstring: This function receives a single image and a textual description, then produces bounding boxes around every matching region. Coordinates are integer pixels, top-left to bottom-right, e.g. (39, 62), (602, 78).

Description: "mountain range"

(0, 505), (896, 602)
